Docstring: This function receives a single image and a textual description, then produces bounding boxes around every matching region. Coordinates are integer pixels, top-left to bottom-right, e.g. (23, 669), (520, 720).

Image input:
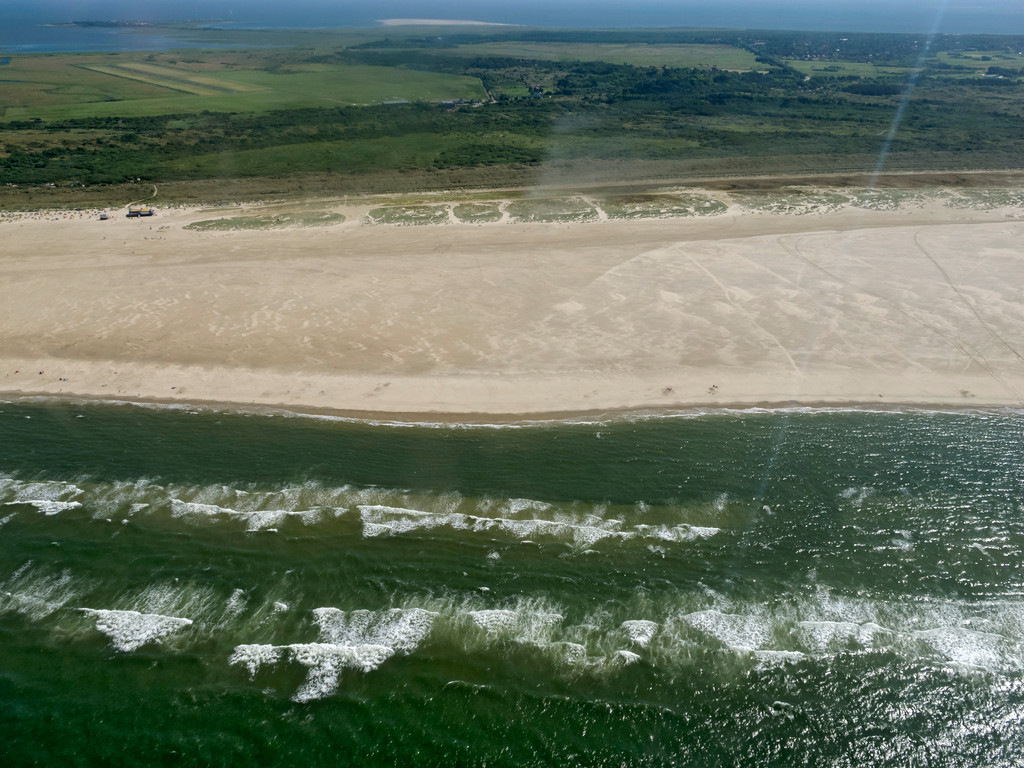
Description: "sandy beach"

(2, 189), (1023, 418)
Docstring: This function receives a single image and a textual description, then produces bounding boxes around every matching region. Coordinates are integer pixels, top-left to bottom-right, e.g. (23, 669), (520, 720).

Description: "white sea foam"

(85, 479), (160, 519)
(0, 477), (83, 503)
(794, 620), (889, 653)
(551, 641), (588, 666)
(129, 581), (222, 623)
(0, 477), (84, 515)
(227, 606), (437, 701)
(313, 607), (437, 651)
(505, 498), (553, 515)
(225, 588), (247, 616)
(0, 566), (81, 621)
(359, 505), (436, 537)
(290, 643), (395, 702)
(753, 650), (807, 669)
(888, 532), (915, 551)
(229, 643), (284, 677)
(169, 498), (342, 530)
(840, 486), (875, 506)
(810, 584), (878, 625)
(217, 590), (1024, 688)
(4, 499), (82, 515)
(644, 588), (1024, 675)
(621, 619), (659, 647)
(463, 602), (615, 669)
(468, 608), (564, 640)
(0, 472), (721, 551)
(633, 524), (720, 542)
(82, 608), (193, 652)
(683, 610), (773, 651)
(358, 504), (718, 548)
(913, 626), (1019, 670)
(228, 641), (396, 702)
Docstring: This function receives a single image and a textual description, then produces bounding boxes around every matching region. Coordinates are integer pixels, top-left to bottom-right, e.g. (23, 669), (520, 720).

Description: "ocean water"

(1, 400), (1023, 765)
(0, 24), (236, 54)
(3, 0), (1023, 51)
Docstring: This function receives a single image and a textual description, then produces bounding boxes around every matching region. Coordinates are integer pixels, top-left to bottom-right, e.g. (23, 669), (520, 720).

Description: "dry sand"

(2, 192), (1023, 419)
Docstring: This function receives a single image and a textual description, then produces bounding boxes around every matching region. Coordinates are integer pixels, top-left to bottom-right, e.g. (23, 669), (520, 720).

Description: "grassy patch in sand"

(731, 190), (850, 215)
(185, 211), (344, 231)
(365, 205), (451, 225)
(600, 193), (727, 219)
(846, 189), (926, 211)
(944, 189), (1024, 210)
(505, 197), (598, 223)
(453, 202), (503, 223)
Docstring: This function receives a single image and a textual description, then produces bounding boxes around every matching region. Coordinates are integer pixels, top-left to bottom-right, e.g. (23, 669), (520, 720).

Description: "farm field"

(432, 42), (762, 70)
(784, 50), (1024, 82)
(79, 61), (265, 96)
(0, 53), (488, 121)
(782, 60), (912, 78)
(935, 49), (1024, 70)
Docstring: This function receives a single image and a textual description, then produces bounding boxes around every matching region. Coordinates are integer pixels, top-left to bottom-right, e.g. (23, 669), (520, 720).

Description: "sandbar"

(377, 19), (513, 27)
(2, 189), (1023, 419)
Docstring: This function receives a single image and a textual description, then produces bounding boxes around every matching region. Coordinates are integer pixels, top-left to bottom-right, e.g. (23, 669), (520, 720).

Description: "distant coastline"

(47, 21), (160, 28)
(0, 21), (236, 54)
(4, 1), (1024, 37)
(377, 19), (516, 27)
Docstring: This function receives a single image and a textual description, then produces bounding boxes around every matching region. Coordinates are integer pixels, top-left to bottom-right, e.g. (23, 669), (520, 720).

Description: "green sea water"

(1, 400), (1023, 766)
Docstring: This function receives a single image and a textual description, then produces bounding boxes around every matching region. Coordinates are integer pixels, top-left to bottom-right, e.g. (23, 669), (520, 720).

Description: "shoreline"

(4, 169), (1024, 216)
(4, 390), (1022, 427)
(2, 357), (1021, 424)
(3, 186), (1023, 422)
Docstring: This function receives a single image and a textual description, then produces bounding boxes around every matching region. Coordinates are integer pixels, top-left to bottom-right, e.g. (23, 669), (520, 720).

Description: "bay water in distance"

(4, 0), (1024, 51)
(2, 400), (1023, 765)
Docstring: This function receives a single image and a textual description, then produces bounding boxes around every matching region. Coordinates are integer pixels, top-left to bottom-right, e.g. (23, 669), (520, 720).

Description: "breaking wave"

(0, 472), (722, 549)
(5, 553), (1024, 702)
(81, 608), (194, 652)
(359, 504), (719, 547)
(230, 607), (438, 701)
